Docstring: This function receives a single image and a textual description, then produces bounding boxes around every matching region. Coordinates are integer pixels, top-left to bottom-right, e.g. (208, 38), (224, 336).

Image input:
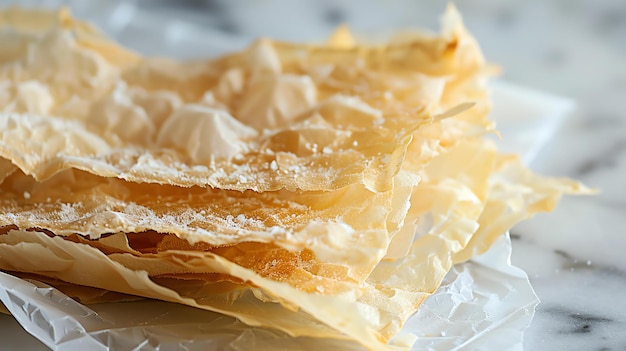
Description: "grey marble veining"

(0, 0), (624, 349)
(464, 2), (626, 350)
(141, 2), (625, 349)
(164, 1), (625, 349)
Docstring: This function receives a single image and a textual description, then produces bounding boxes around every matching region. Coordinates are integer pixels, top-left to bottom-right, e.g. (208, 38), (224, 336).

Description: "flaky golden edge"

(0, 5), (491, 192)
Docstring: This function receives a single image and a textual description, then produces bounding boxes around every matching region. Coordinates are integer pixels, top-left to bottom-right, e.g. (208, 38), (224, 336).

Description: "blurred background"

(2, 0), (623, 91)
(0, 1), (625, 350)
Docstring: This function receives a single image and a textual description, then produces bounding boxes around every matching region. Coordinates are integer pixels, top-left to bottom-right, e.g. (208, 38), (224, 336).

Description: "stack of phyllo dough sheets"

(0, 6), (589, 350)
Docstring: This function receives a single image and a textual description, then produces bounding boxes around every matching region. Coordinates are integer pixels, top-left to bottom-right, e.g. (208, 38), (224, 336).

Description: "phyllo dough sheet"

(0, 139), (588, 350)
(0, 6), (491, 192)
(0, 5), (591, 351)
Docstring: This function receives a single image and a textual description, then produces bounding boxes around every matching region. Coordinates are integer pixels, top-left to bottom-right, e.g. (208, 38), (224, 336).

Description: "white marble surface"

(126, 2), (626, 350)
(1, 0), (625, 350)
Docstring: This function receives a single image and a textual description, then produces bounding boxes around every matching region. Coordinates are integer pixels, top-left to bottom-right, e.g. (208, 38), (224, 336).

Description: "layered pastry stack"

(0, 6), (588, 350)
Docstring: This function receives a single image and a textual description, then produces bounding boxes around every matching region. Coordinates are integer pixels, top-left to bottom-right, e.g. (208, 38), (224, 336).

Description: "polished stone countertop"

(127, 3), (626, 349)
(1, 0), (625, 350)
